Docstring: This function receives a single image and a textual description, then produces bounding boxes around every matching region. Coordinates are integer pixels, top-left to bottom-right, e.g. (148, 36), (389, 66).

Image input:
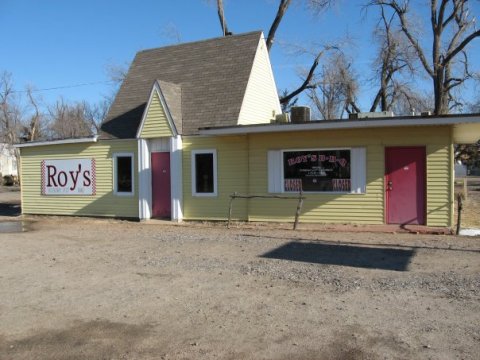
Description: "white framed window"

(113, 153), (134, 196)
(268, 147), (366, 194)
(191, 149), (217, 196)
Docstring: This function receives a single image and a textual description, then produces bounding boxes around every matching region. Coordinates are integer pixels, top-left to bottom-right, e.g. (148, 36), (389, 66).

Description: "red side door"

(151, 152), (171, 218)
(385, 147), (426, 225)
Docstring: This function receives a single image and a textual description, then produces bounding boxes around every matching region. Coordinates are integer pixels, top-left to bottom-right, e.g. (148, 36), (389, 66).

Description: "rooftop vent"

(274, 113), (290, 123)
(290, 106), (311, 123)
(349, 111), (394, 120)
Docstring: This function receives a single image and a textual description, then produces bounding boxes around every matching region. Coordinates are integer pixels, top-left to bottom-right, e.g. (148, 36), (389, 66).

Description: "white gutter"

(199, 115), (480, 135)
(15, 136), (98, 148)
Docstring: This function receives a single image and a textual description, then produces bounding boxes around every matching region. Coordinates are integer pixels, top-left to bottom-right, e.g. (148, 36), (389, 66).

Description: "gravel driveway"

(0, 216), (479, 359)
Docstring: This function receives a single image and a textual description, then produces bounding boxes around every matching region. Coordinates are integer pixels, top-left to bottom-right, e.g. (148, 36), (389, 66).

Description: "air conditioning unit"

(351, 111), (394, 119)
(274, 113), (290, 123)
(290, 106), (311, 123)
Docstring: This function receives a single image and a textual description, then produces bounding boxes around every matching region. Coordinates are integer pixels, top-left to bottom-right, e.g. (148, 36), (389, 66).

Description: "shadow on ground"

(0, 203), (21, 217)
(261, 241), (415, 271)
(0, 320), (156, 360)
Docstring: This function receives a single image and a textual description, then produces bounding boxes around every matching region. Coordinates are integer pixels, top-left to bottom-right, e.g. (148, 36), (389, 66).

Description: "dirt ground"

(0, 186), (479, 359)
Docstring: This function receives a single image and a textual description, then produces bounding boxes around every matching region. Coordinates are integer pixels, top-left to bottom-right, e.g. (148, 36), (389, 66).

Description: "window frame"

(191, 149), (218, 197)
(113, 152), (135, 196)
(281, 147), (352, 194)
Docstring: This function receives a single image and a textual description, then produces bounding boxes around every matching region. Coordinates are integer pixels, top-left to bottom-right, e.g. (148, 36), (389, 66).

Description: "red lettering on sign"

(83, 170), (91, 186)
(57, 171), (68, 187)
(46, 165), (58, 187)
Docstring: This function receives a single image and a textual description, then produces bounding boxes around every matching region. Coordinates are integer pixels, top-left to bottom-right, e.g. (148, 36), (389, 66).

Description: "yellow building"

(17, 32), (480, 228)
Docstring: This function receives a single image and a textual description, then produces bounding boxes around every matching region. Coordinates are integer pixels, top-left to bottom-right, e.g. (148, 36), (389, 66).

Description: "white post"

(170, 135), (183, 222)
(137, 139), (152, 220)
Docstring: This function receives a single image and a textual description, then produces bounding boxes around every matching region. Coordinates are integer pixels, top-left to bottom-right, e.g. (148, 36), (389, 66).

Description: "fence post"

(456, 192), (463, 235)
(293, 189), (304, 230)
(227, 192), (236, 229)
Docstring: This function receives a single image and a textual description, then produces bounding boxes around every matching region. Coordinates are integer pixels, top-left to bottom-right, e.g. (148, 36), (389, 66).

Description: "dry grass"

(455, 177), (480, 228)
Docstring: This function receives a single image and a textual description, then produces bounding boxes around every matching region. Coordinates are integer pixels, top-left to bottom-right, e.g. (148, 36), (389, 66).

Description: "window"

(192, 150), (217, 196)
(283, 149), (351, 192)
(114, 153), (134, 195)
(268, 148), (366, 194)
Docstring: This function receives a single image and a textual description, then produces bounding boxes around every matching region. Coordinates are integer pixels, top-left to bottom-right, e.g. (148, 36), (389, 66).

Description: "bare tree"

(369, 5), (417, 112)
(307, 53), (360, 119)
(214, 0), (334, 106)
(160, 22), (183, 43)
(391, 87), (435, 115)
(21, 86), (46, 142)
(83, 99), (110, 135)
(48, 98), (94, 139)
(0, 72), (21, 145)
(370, 0), (480, 115)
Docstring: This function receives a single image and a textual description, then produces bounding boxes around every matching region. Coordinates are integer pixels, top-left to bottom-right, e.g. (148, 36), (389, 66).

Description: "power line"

(10, 80), (117, 94)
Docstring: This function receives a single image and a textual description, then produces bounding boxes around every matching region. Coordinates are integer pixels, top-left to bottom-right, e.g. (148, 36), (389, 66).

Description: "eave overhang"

(199, 114), (480, 144)
(15, 136), (98, 148)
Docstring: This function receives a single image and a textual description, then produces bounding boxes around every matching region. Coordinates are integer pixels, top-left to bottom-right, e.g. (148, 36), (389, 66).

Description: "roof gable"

(100, 31), (263, 139)
(137, 82), (178, 139)
(238, 36), (281, 125)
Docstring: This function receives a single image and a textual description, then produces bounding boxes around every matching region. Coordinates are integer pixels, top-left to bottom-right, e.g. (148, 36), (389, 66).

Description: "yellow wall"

(183, 126), (453, 227)
(139, 91), (174, 138)
(182, 135), (249, 220)
(20, 140), (139, 218)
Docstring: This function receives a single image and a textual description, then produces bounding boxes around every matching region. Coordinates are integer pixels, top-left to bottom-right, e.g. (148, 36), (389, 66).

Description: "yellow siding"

(426, 142), (453, 226)
(182, 136), (249, 220)
(184, 126), (452, 227)
(20, 140), (139, 218)
(139, 92), (173, 138)
(248, 130), (384, 224)
(238, 38), (281, 125)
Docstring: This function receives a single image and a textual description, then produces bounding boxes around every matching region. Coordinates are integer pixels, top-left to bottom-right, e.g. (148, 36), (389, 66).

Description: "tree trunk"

(433, 66), (448, 114)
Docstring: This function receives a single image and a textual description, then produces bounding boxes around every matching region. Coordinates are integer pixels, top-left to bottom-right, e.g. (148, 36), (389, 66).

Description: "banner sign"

(283, 150), (351, 192)
(41, 159), (96, 195)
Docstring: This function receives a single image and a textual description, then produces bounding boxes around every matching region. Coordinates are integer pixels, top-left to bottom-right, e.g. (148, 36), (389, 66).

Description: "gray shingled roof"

(157, 80), (182, 134)
(100, 31), (262, 138)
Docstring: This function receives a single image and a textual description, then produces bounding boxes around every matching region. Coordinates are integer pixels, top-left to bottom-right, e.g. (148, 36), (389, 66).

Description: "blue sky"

(1, 0), (479, 113)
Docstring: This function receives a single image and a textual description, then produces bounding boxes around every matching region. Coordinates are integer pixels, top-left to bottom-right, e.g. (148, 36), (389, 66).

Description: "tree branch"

(376, 0), (435, 77)
(444, 29), (480, 65)
(279, 48), (331, 105)
(216, 0), (231, 36)
(266, 0), (291, 52)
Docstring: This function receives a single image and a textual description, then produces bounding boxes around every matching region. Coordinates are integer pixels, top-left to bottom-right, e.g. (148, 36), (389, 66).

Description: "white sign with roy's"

(41, 159), (96, 195)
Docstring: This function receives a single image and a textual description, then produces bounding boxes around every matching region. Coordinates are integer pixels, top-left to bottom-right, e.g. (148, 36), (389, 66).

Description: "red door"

(151, 152), (171, 218)
(385, 147), (426, 225)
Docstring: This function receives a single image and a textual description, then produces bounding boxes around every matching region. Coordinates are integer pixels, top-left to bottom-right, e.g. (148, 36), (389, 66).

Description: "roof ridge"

(137, 30), (262, 54)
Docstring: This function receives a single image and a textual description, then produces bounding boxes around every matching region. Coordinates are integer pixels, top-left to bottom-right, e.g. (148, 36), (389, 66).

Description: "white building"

(0, 143), (18, 177)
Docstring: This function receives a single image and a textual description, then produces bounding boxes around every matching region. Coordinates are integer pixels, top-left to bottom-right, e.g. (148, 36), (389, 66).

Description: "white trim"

(351, 147), (367, 194)
(191, 149), (218, 197)
(138, 139), (152, 220)
(136, 82), (178, 138)
(170, 136), (183, 221)
(150, 137), (170, 152)
(267, 150), (282, 193)
(199, 115), (480, 136)
(15, 136), (98, 148)
(113, 152), (135, 196)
